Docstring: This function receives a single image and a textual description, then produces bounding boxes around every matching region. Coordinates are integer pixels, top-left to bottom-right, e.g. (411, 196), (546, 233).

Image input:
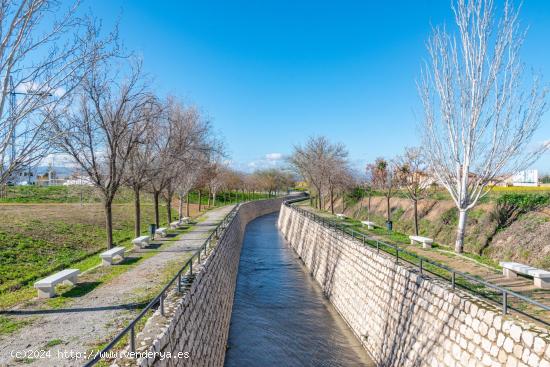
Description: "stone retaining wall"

(115, 198), (288, 367)
(278, 204), (550, 367)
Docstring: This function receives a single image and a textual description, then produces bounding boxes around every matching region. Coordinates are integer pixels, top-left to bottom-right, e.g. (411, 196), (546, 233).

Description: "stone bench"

(170, 221), (182, 229)
(100, 246), (125, 266)
(500, 261), (550, 289)
(155, 227), (168, 238)
(34, 269), (80, 298)
(336, 213), (346, 219)
(180, 216), (190, 223)
(409, 235), (434, 249)
(361, 220), (376, 229)
(132, 235), (150, 249)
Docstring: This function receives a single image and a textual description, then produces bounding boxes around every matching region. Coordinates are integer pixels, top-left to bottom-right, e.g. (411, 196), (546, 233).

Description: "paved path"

(0, 205), (233, 367)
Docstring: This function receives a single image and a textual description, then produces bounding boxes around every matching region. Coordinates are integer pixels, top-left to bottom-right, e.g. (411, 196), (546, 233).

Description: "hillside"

(338, 195), (550, 269)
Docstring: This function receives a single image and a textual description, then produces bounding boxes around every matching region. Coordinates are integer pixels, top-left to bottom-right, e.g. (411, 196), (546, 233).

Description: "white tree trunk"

(455, 209), (468, 253)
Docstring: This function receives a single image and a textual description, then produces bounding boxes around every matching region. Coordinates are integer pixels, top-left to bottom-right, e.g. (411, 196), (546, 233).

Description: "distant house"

(11, 167), (36, 185)
(63, 174), (94, 186)
(10, 165), (75, 186)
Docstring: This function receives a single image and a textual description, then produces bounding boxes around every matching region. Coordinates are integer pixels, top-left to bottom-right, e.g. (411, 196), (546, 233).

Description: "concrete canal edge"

(112, 197), (288, 367)
(278, 203), (550, 367)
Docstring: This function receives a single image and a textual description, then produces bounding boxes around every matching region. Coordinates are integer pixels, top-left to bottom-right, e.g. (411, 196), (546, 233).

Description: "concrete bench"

(132, 235), (150, 249)
(180, 216), (190, 223)
(500, 262), (550, 289)
(155, 227), (168, 238)
(100, 246), (125, 266)
(34, 269), (80, 298)
(409, 235), (434, 249)
(336, 213), (346, 219)
(361, 220), (376, 229)
(170, 220), (182, 229)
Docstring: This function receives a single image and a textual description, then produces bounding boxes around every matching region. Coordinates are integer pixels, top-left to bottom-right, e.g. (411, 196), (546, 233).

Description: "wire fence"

(284, 199), (550, 327)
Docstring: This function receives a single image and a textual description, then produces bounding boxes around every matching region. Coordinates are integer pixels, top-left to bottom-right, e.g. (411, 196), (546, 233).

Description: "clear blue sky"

(91, 0), (550, 173)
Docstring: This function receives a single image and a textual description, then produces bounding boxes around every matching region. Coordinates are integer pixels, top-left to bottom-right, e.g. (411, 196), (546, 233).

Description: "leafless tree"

(290, 136), (347, 210)
(124, 100), (161, 237)
(0, 1), (112, 185)
(51, 60), (154, 249)
(418, 0), (548, 252)
(396, 147), (429, 236)
(367, 158), (397, 229)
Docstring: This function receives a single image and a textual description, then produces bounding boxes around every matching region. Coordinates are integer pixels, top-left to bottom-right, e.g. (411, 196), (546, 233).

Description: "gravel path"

(0, 205), (233, 367)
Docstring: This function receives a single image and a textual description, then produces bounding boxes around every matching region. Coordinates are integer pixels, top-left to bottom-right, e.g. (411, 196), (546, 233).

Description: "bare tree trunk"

(186, 191), (190, 217)
(455, 209), (468, 253)
(104, 199), (114, 249)
(330, 188), (334, 214)
(178, 194), (184, 220)
(198, 190), (202, 211)
(341, 191), (346, 212)
(413, 199), (419, 236)
(153, 191), (160, 228)
(386, 195), (391, 222)
(166, 193), (173, 225)
(207, 189), (211, 207)
(212, 191), (216, 206)
(134, 186), (141, 237)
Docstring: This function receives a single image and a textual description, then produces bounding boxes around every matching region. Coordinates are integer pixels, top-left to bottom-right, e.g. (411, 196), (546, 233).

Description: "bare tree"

(124, 100), (161, 237)
(367, 158), (397, 230)
(396, 147), (429, 236)
(419, 0), (548, 253)
(0, 1), (111, 185)
(51, 60), (153, 249)
(290, 136), (347, 210)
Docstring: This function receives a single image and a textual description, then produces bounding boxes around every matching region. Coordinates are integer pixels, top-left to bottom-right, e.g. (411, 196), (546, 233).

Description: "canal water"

(224, 212), (374, 367)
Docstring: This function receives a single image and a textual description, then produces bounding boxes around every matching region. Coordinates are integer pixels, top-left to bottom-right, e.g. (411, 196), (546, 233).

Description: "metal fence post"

(502, 291), (508, 315)
(130, 325), (136, 353)
(452, 272), (456, 289)
(160, 293), (165, 316)
(376, 240), (380, 253)
(190, 260), (193, 275)
(177, 273), (182, 292)
(419, 259), (423, 275)
(395, 249), (399, 263)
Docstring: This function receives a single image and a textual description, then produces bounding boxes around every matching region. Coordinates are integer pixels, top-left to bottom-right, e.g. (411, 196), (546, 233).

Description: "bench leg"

(102, 257), (113, 266)
(368, 225), (374, 229)
(534, 277), (550, 289)
(37, 287), (55, 299)
(63, 278), (77, 286)
(422, 242), (432, 249)
(503, 268), (518, 279)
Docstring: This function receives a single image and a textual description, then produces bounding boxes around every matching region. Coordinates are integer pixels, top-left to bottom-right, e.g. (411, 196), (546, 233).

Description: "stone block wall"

(278, 204), (550, 367)
(114, 198), (287, 367)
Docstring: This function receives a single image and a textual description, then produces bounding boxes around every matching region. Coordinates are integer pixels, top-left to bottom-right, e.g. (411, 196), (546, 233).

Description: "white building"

(511, 169), (539, 187)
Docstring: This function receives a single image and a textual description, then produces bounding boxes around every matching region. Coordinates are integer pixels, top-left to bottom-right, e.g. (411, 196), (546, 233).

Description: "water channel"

(224, 212), (375, 366)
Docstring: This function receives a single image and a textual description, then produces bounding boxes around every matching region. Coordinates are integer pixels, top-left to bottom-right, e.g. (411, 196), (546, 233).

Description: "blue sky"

(91, 0), (550, 173)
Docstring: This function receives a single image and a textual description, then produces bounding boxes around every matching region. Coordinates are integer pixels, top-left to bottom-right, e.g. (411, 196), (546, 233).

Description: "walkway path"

(0, 205), (233, 367)
(225, 212), (375, 367)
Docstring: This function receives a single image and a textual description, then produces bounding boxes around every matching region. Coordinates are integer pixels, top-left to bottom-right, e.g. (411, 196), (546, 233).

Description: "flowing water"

(224, 212), (375, 367)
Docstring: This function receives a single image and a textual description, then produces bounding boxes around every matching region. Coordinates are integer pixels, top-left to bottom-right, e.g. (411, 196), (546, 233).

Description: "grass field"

(0, 186), (273, 312)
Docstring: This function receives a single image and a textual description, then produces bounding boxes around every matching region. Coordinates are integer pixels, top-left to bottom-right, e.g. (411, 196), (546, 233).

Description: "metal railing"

(284, 199), (550, 326)
(83, 204), (241, 366)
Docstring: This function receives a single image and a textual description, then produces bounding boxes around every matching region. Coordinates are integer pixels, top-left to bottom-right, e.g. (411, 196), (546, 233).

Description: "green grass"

(0, 315), (30, 335)
(44, 339), (64, 348)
